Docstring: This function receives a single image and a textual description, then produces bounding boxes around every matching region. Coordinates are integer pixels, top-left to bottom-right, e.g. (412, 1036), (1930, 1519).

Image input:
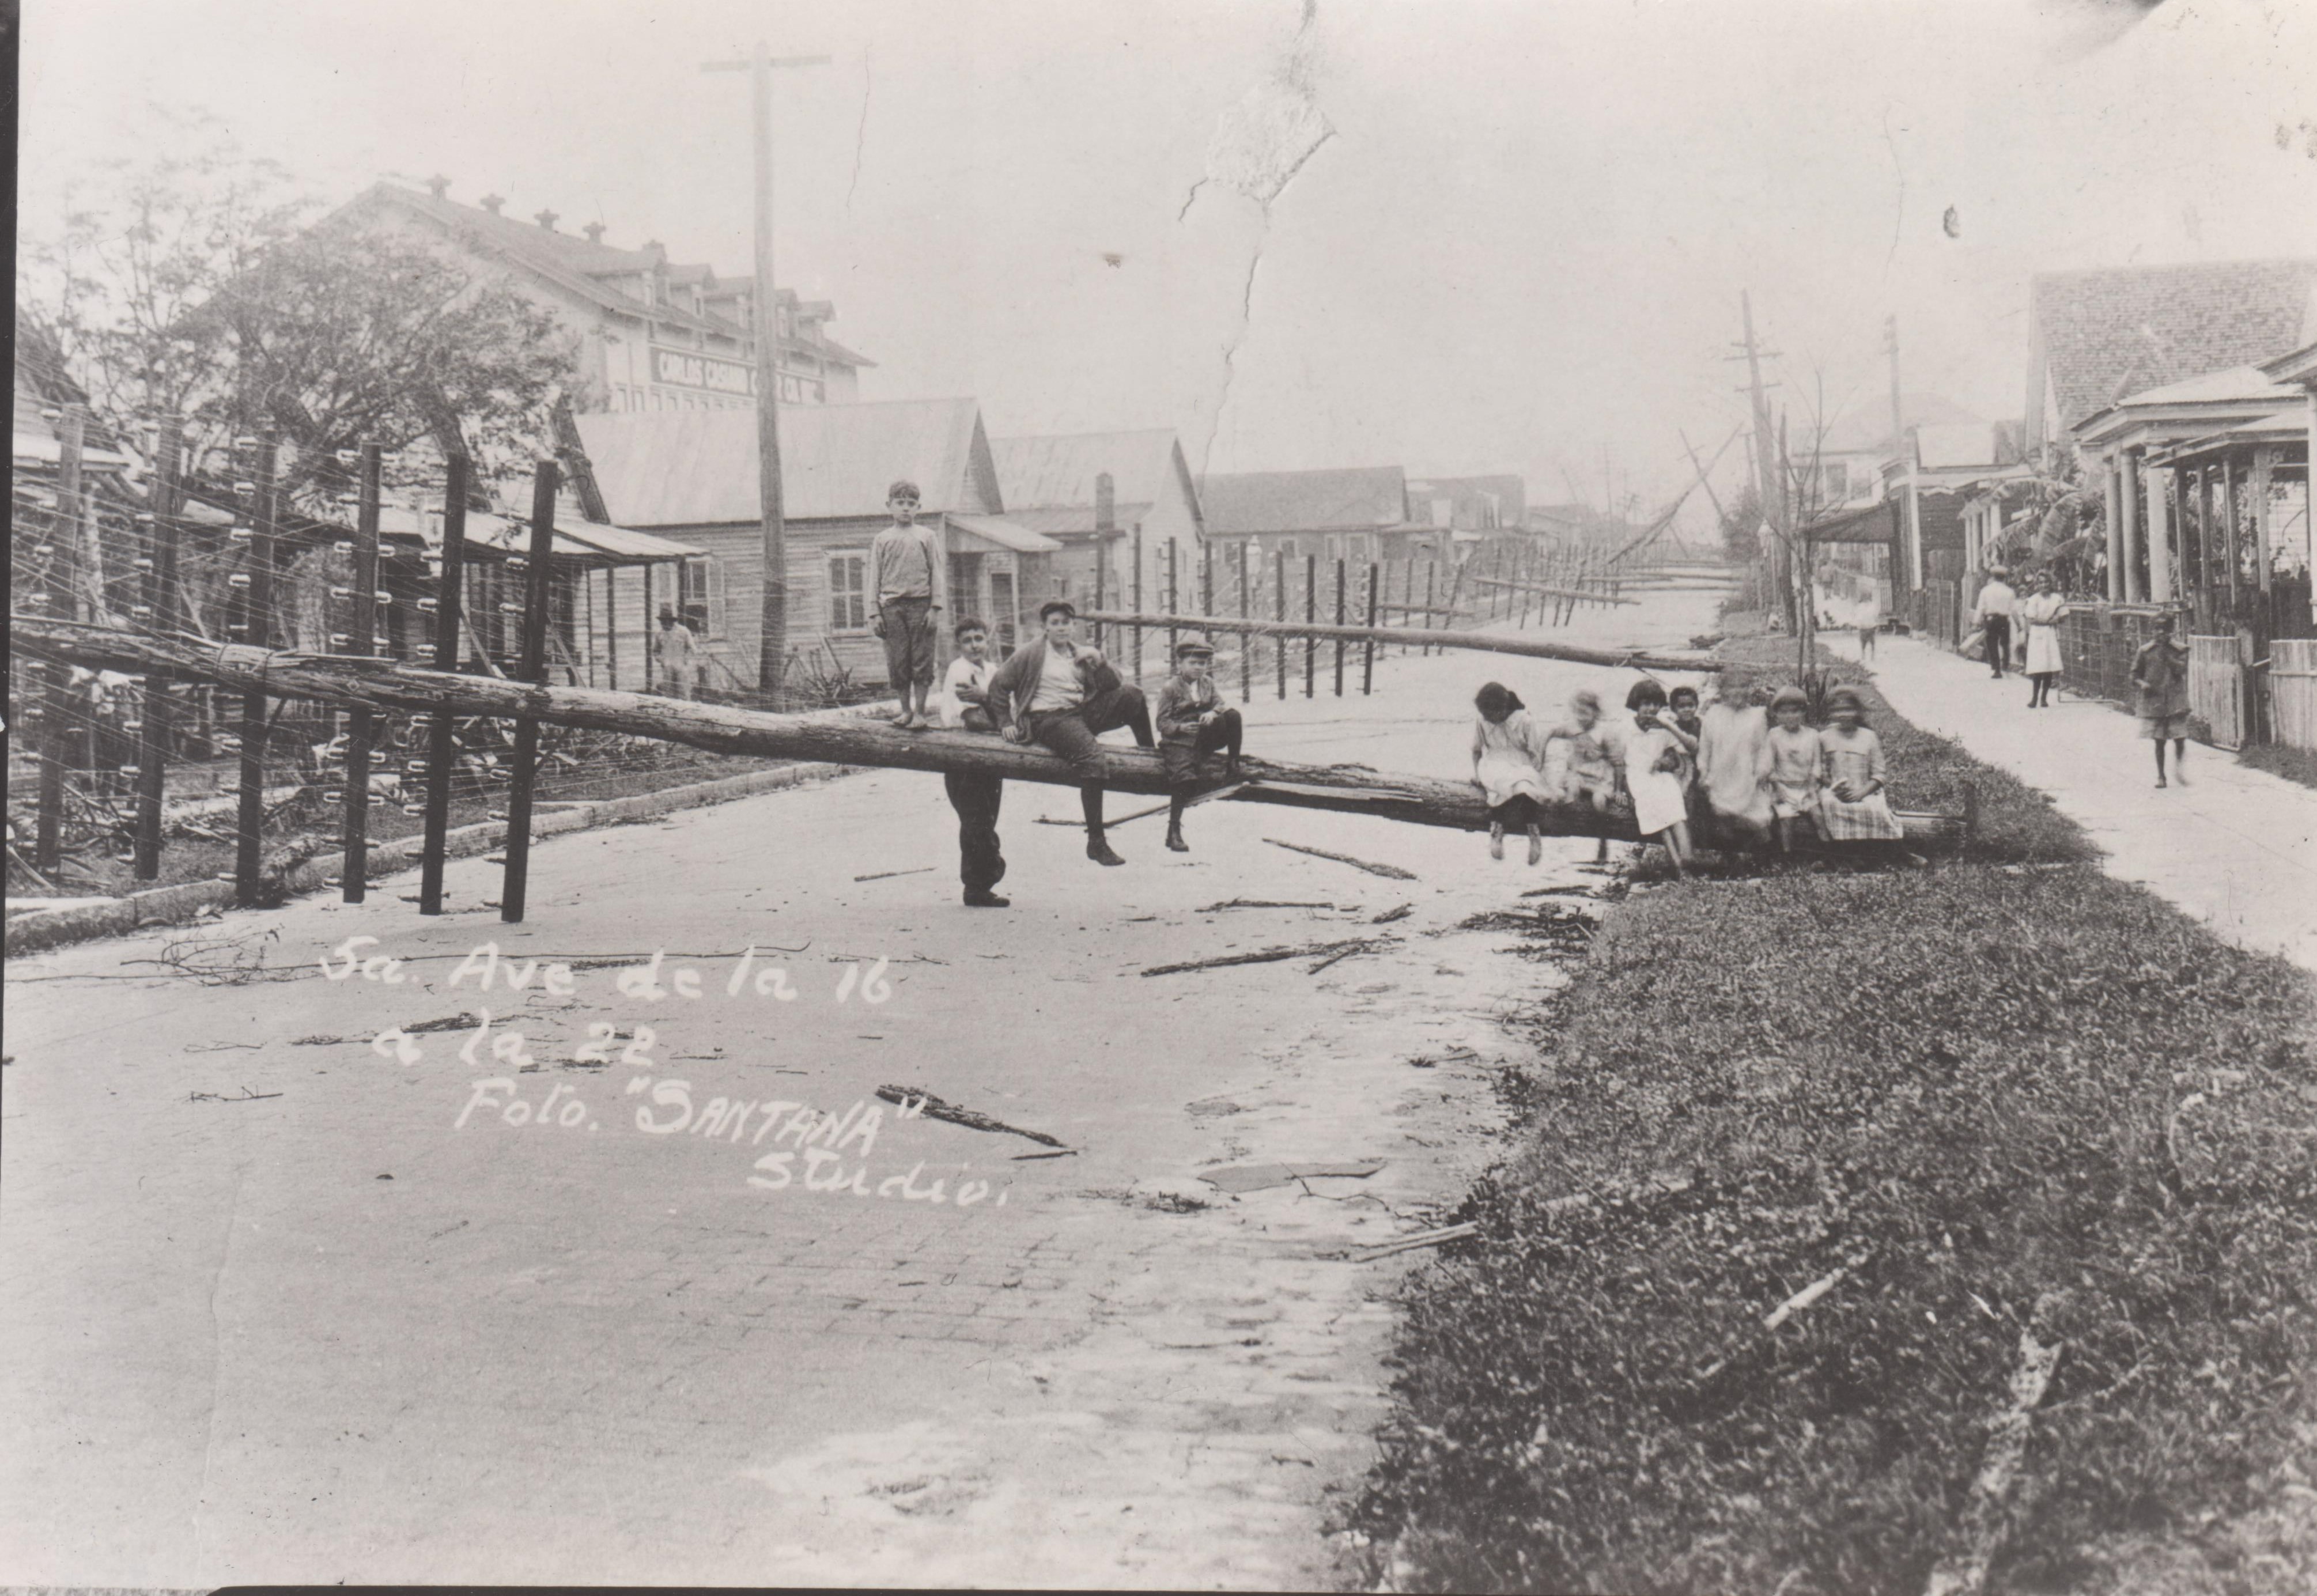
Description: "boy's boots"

(1165, 796), (1189, 853)
(1083, 784), (1125, 866)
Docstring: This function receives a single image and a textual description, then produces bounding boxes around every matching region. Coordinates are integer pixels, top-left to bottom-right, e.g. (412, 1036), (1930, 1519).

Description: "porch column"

(2145, 464), (2173, 604)
(2103, 451), (2125, 602)
(2250, 445), (2276, 595)
(2119, 448), (2145, 603)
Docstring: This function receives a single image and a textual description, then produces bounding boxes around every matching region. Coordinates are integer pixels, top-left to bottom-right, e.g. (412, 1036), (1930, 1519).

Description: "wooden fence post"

(34, 406), (86, 873)
(232, 437), (278, 907)
(339, 441), (382, 902)
(1238, 542), (1252, 703)
(1304, 553), (1317, 697)
(1275, 547), (1287, 699)
(1132, 525), (1145, 682)
(1332, 558), (1347, 695)
(1362, 562), (1378, 694)
(1167, 536), (1180, 665)
(500, 463), (558, 923)
(132, 429), (180, 880)
(418, 456), (471, 915)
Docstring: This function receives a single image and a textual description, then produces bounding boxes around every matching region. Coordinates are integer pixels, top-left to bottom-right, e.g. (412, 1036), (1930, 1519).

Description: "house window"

(829, 552), (869, 631)
(681, 556), (726, 638)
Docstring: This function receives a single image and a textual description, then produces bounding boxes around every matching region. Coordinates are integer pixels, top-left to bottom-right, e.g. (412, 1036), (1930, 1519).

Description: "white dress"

(1472, 710), (1551, 809)
(1625, 724), (1689, 837)
(2020, 591), (2065, 676)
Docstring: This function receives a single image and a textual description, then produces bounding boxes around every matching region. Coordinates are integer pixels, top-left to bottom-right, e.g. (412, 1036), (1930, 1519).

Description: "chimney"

(642, 239), (667, 264)
(582, 222), (606, 245)
(1095, 472), (1116, 533)
(479, 193), (505, 215)
(425, 175), (451, 199)
(534, 209), (560, 231)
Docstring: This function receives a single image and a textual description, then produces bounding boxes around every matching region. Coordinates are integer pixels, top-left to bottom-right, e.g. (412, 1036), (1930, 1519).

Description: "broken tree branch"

(1141, 937), (1396, 977)
(874, 1084), (1066, 1149)
(1264, 838), (1419, 879)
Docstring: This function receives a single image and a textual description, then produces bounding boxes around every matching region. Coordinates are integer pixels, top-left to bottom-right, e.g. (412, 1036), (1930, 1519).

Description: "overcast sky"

(21, 0), (2317, 530)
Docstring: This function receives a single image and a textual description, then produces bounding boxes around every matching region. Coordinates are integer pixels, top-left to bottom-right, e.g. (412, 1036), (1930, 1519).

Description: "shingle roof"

(1196, 467), (1408, 535)
(574, 399), (998, 526)
(2032, 260), (2317, 436)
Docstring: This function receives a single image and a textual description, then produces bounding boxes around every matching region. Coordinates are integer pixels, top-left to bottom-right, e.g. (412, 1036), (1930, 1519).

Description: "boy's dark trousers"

(942, 772), (1005, 894)
(1983, 614), (2011, 678)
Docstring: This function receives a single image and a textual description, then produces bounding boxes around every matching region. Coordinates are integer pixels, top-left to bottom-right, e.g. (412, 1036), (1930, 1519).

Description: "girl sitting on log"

(1469, 681), (1551, 864)
(1542, 687), (1624, 865)
(1623, 679), (1695, 878)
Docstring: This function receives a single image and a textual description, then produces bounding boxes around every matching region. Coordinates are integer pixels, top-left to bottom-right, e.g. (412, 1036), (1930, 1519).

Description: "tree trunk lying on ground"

(11, 619), (1964, 845)
(1466, 576), (1641, 606)
(1073, 610), (1714, 671)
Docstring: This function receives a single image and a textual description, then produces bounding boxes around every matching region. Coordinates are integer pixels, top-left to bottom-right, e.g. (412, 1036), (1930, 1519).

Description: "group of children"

(1469, 673), (1905, 873)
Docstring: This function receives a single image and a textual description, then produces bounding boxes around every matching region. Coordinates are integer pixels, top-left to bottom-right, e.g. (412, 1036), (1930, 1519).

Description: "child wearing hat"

(1542, 687), (1624, 865)
(1816, 686), (1904, 842)
(1154, 636), (1242, 853)
(1763, 684), (1824, 854)
(1469, 681), (1551, 864)
(871, 478), (943, 729)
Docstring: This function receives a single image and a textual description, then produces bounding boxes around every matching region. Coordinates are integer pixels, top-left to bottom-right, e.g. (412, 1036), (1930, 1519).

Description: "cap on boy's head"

(887, 479), (921, 502)
(1174, 636), (1214, 660)
(1770, 684), (1809, 712)
(955, 615), (987, 637)
(1625, 676), (1669, 711)
(1826, 686), (1865, 713)
(658, 604), (677, 623)
(1038, 599), (1078, 622)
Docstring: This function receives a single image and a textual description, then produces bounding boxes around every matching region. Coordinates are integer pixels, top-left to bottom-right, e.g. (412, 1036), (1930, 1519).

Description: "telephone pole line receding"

(704, 41), (830, 701)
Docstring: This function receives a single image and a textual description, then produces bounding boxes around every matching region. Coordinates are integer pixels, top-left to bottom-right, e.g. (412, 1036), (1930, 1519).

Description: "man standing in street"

(872, 479), (942, 729)
(985, 599), (1155, 867)
(1974, 566), (2018, 680)
(655, 605), (698, 699)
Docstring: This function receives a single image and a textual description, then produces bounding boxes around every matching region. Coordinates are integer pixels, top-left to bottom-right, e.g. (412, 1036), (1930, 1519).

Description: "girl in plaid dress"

(1815, 686), (1904, 841)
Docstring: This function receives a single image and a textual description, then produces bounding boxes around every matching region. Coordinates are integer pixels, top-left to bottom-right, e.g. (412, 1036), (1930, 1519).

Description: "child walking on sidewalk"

(1470, 682), (1551, 864)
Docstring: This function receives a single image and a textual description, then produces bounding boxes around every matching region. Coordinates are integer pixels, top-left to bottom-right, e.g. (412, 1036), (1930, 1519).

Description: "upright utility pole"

(704, 40), (829, 701)
(1734, 290), (1789, 626)
(1887, 313), (1922, 592)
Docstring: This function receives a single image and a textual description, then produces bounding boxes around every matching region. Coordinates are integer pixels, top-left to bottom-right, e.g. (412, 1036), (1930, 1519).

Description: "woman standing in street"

(2020, 570), (2067, 709)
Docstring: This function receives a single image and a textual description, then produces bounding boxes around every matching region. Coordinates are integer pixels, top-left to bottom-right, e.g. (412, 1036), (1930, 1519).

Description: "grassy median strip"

(1347, 642), (2317, 1595)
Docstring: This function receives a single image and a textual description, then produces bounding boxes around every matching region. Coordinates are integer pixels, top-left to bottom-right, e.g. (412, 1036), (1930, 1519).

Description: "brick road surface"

(1, 587), (1728, 1586)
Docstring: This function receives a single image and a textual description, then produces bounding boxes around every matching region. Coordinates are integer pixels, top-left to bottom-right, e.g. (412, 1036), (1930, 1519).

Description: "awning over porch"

(2147, 408), (2312, 470)
(1799, 499), (1900, 544)
(443, 509), (705, 566)
(947, 513), (1061, 555)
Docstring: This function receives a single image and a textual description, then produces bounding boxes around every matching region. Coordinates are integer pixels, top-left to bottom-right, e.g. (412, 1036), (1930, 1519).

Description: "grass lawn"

(1347, 637), (2317, 1594)
(2238, 742), (2317, 794)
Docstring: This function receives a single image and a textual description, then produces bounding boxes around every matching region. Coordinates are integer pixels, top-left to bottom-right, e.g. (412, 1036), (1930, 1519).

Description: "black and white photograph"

(6, 0), (2317, 1589)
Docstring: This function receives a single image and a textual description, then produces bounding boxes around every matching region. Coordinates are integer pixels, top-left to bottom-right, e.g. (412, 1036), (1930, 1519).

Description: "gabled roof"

(2032, 259), (2317, 435)
(575, 399), (1000, 526)
(2073, 362), (2303, 447)
(1196, 466), (1409, 536)
(989, 429), (1200, 537)
(2261, 340), (2317, 388)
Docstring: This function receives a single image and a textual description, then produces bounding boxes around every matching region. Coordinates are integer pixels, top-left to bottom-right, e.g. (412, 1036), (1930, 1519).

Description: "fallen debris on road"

(874, 1084), (1068, 1149)
(1263, 839), (1420, 880)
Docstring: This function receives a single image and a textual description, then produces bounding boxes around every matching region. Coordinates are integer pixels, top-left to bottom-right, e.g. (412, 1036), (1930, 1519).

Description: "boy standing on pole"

(872, 479), (942, 729)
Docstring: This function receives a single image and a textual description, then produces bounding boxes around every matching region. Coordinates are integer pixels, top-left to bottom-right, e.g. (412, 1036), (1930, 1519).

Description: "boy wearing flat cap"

(984, 599), (1155, 866)
(1154, 636), (1242, 853)
(871, 479), (942, 729)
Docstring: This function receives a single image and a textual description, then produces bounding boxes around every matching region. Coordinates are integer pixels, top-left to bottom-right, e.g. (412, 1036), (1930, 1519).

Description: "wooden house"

(574, 399), (1058, 691)
(991, 429), (1205, 614)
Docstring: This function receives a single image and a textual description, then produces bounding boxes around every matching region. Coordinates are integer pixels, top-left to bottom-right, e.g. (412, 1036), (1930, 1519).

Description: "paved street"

(1, 589), (1726, 1587)
(1855, 632), (2317, 973)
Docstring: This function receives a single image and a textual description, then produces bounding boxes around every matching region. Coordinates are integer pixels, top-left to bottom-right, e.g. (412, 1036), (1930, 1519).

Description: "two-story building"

(335, 180), (873, 418)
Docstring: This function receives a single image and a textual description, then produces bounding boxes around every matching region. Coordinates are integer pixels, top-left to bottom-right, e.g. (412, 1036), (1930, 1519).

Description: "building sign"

(651, 346), (757, 397)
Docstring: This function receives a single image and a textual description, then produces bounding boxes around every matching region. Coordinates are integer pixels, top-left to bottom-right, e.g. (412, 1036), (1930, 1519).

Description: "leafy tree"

(19, 116), (579, 505)
(1718, 482), (1763, 563)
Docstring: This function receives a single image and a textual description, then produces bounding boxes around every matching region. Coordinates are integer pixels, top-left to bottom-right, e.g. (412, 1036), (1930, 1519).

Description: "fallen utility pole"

(1468, 575), (1639, 607)
(1074, 610), (1721, 673)
(13, 620), (1967, 846)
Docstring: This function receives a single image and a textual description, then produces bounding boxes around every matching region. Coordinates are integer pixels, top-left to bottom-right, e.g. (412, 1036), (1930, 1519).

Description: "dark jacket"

(984, 638), (1122, 734)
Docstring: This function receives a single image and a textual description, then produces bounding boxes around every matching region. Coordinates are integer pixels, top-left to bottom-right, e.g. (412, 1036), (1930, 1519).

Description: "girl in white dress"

(1623, 679), (1694, 876)
(1469, 681), (1551, 864)
(2020, 570), (2066, 709)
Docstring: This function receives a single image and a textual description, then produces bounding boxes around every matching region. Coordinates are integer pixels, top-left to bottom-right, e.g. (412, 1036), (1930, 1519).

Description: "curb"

(3, 762), (860, 959)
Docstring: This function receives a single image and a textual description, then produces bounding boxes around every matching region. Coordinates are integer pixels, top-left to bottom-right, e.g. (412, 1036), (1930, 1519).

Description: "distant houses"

(1197, 466), (1424, 577)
